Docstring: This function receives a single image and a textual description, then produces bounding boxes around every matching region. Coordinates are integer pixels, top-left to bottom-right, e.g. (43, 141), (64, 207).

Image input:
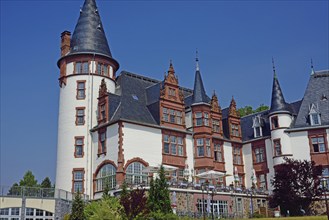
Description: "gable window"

(125, 162), (147, 185)
(254, 147), (265, 163)
(76, 107), (85, 125)
(163, 134), (184, 156)
(169, 88), (176, 96)
(98, 130), (106, 155)
(197, 138), (204, 157)
(204, 113), (209, 126)
(96, 163), (116, 192)
(212, 119), (220, 133)
(233, 146), (242, 165)
(273, 139), (282, 156)
(99, 104), (106, 121)
(311, 136), (326, 153)
(162, 107), (183, 125)
(271, 116), (279, 129)
(74, 137), (84, 158)
(72, 169), (84, 193)
(214, 143), (223, 162)
(309, 104), (321, 126)
(76, 81), (86, 100)
(195, 112), (202, 126)
(75, 61), (88, 74)
(231, 123), (240, 137)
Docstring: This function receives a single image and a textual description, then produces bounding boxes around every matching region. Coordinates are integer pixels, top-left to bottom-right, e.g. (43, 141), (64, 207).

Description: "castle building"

(55, 0), (329, 205)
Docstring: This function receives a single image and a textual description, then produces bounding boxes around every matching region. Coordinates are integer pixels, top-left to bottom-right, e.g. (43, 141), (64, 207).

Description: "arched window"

(96, 164), (116, 191)
(125, 162), (147, 185)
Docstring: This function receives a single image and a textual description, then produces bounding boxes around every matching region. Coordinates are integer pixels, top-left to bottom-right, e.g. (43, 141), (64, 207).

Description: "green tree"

(148, 165), (172, 214)
(70, 192), (85, 220)
(254, 104), (269, 113)
(270, 158), (323, 216)
(40, 177), (52, 188)
(238, 104), (269, 117)
(8, 183), (20, 196)
(19, 170), (38, 187)
(84, 196), (123, 220)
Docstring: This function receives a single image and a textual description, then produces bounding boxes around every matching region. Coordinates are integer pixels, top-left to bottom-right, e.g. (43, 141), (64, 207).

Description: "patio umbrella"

(196, 170), (228, 181)
(142, 164), (179, 173)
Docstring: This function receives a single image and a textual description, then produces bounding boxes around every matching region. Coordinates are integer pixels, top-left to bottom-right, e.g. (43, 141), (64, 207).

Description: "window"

(45, 211), (53, 216)
(322, 167), (329, 188)
(273, 139), (282, 156)
(77, 81), (86, 100)
(169, 88), (176, 96)
(214, 143), (223, 162)
(97, 62), (109, 76)
(99, 130), (106, 155)
(99, 104), (106, 121)
(255, 127), (261, 137)
(311, 136), (326, 153)
(26, 208), (34, 216)
(212, 119), (220, 132)
(170, 109), (175, 123)
(163, 108), (169, 122)
(74, 137), (84, 157)
(76, 107), (85, 125)
(163, 134), (184, 156)
(231, 123), (240, 137)
(0, 208), (9, 215)
(11, 208), (19, 216)
(310, 113), (321, 125)
(197, 138), (204, 157)
(196, 112), (202, 126)
(176, 111), (182, 125)
(233, 146), (242, 165)
(206, 138), (211, 157)
(35, 209), (43, 216)
(254, 147), (265, 163)
(125, 162), (147, 185)
(96, 163), (116, 191)
(253, 116), (263, 137)
(75, 61), (88, 74)
(271, 116), (279, 129)
(204, 113), (209, 126)
(73, 169), (84, 193)
(258, 174), (266, 189)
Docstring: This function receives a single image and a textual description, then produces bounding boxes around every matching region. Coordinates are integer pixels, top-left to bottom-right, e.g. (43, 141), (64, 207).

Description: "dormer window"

(231, 123), (240, 137)
(309, 104), (321, 126)
(252, 115), (263, 138)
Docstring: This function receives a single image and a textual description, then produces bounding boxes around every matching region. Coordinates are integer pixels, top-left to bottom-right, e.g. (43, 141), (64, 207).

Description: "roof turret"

(191, 56), (209, 105)
(69, 0), (112, 58)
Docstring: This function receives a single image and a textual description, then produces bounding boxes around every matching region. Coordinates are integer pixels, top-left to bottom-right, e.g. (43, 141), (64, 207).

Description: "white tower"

(268, 69), (293, 167)
(55, 0), (119, 197)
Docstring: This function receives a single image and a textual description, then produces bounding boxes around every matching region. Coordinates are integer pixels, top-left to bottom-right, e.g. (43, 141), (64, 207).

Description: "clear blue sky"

(1, 0), (328, 187)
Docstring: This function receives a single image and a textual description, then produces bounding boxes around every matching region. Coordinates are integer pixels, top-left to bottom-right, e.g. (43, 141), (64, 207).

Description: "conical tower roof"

(269, 73), (291, 115)
(69, 0), (112, 58)
(192, 57), (209, 105)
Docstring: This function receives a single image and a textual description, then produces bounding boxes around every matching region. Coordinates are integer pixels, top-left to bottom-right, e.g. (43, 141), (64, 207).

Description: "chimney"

(60, 31), (71, 57)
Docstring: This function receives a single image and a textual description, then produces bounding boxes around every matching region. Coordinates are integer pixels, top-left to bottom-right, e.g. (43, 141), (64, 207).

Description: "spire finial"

(196, 49), (200, 71)
(272, 57), (277, 77)
(311, 58), (315, 75)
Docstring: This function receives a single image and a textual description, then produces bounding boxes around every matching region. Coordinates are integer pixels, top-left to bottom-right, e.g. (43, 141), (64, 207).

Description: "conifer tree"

(70, 192), (85, 220)
(41, 177), (52, 188)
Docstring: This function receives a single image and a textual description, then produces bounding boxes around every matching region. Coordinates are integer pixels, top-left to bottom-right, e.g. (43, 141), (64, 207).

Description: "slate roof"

(69, 0), (113, 58)
(191, 70), (210, 105)
(269, 73), (291, 115)
(293, 70), (329, 128)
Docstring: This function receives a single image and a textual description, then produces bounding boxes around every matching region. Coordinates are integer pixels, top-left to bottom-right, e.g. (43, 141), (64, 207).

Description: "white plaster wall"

(122, 123), (162, 167)
(56, 69), (116, 197)
(290, 131), (310, 161)
(185, 111), (192, 129)
(242, 143), (253, 188)
(66, 62), (74, 74)
(270, 114), (293, 128)
(223, 142), (234, 184)
(185, 134), (194, 181)
(92, 123), (119, 173)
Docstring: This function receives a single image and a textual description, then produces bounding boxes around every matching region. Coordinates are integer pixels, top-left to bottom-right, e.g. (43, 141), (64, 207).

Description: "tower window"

(97, 62), (109, 76)
(75, 107), (85, 125)
(195, 112), (202, 126)
(206, 138), (211, 157)
(204, 113), (209, 126)
(72, 169), (84, 193)
(76, 81), (86, 100)
(271, 116), (279, 129)
(75, 61), (88, 74)
(273, 139), (282, 156)
(74, 137), (84, 158)
(197, 138), (204, 157)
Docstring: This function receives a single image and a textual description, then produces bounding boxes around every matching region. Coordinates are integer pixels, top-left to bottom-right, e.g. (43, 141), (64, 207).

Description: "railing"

(0, 186), (89, 201)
